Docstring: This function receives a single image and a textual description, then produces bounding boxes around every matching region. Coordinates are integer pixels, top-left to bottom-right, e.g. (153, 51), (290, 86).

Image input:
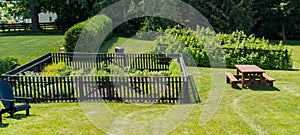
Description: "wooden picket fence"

(0, 22), (58, 32)
(2, 53), (197, 104)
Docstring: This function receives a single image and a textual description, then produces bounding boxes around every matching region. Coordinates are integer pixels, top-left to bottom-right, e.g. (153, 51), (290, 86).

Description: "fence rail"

(2, 53), (196, 104)
(0, 22), (58, 32)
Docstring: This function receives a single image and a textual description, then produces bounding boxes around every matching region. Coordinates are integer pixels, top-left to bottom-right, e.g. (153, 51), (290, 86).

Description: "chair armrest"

(0, 98), (15, 109)
(14, 97), (32, 103)
(0, 98), (14, 102)
(14, 97), (32, 100)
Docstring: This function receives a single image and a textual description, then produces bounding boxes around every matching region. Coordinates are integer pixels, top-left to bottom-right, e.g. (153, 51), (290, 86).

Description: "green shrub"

(219, 30), (292, 69)
(0, 56), (20, 75)
(153, 26), (292, 70)
(63, 21), (87, 52)
(152, 25), (220, 67)
(63, 15), (112, 52)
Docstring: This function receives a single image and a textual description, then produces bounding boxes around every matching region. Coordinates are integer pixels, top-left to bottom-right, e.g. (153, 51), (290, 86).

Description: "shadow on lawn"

(9, 114), (36, 120)
(0, 114), (36, 128)
(0, 31), (65, 36)
(0, 123), (9, 128)
(98, 36), (119, 53)
(232, 84), (280, 91)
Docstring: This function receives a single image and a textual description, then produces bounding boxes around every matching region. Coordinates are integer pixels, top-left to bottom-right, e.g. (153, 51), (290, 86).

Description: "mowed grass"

(0, 32), (64, 64)
(100, 37), (153, 53)
(0, 34), (299, 134)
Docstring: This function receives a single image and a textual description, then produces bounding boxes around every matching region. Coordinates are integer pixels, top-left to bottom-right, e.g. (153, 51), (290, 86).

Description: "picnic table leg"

(242, 73), (246, 88)
(259, 73), (263, 88)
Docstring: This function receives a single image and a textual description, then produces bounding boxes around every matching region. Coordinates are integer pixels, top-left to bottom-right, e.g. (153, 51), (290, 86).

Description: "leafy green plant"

(40, 62), (72, 76)
(0, 56), (20, 76)
(168, 59), (182, 76)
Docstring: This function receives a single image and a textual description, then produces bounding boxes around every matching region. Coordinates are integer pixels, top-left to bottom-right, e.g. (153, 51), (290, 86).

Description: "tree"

(253, 0), (300, 39)
(48, 0), (120, 30)
(271, 1), (298, 40)
(189, 0), (256, 34)
(28, 0), (41, 31)
(6, 0), (116, 31)
(6, 0), (46, 31)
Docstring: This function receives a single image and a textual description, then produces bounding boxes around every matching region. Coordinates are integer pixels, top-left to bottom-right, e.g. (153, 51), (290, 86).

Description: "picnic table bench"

(226, 72), (239, 87)
(263, 73), (275, 87)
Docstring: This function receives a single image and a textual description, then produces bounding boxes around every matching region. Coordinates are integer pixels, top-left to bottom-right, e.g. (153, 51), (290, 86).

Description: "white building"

(23, 12), (57, 23)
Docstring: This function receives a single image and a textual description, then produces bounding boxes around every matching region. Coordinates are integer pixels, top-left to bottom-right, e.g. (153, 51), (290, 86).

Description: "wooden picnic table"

(235, 65), (265, 88)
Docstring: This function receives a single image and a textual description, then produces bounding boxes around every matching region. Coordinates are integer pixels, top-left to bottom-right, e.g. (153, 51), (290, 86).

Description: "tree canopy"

(3, 0), (300, 40)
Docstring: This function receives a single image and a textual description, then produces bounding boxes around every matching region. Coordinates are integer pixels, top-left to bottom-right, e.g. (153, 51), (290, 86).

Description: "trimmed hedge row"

(219, 31), (292, 69)
(152, 26), (292, 70)
(63, 15), (112, 52)
(152, 26), (222, 67)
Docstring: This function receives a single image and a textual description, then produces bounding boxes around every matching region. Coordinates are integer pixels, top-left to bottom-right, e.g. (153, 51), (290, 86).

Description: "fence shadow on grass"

(188, 75), (201, 103)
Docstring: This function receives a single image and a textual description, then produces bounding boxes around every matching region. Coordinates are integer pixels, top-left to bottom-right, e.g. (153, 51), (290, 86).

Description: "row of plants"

(24, 59), (182, 77)
(19, 60), (183, 100)
(151, 25), (292, 70)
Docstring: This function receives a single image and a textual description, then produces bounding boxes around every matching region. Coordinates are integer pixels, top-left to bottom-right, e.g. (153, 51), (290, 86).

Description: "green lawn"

(100, 37), (153, 53)
(0, 33), (64, 64)
(0, 34), (299, 134)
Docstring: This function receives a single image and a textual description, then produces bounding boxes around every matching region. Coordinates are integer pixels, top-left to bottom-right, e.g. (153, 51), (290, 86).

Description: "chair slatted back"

(0, 81), (14, 109)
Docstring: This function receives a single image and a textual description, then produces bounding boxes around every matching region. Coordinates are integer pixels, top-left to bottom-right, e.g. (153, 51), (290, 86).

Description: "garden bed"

(2, 52), (198, 104)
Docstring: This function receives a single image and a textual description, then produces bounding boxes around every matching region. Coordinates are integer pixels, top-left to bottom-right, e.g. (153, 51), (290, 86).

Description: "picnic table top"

(235, 65), (265, 73)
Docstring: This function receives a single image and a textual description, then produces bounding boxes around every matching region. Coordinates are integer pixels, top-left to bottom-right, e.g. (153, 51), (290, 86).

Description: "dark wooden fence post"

(78, 76), (84, 101)
(285, 49), (289, 64)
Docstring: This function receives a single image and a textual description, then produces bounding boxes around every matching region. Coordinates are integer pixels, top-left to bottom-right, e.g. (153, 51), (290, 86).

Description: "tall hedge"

(152, 26), (292, 70)
(152, 25), (222, 67)
(63, 15), (112, 52)
(219, 31), (292, 69)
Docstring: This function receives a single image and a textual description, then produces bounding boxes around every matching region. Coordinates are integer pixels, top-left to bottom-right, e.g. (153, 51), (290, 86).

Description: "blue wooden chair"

(0, 80), (31, 124)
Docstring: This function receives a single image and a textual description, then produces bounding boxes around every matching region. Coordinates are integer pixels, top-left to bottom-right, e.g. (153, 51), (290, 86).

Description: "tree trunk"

(29, 4), (40, 32)
(281, 20), (286, 41)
